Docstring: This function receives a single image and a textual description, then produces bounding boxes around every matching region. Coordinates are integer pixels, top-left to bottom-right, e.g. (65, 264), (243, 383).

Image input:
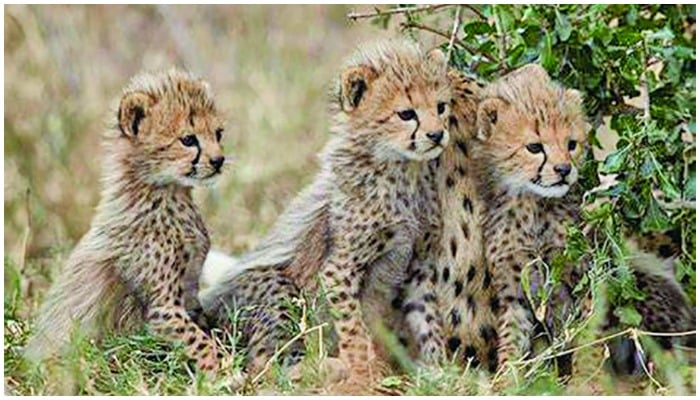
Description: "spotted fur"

(398, 69), (501, 371)
(24, 70), (226, 371)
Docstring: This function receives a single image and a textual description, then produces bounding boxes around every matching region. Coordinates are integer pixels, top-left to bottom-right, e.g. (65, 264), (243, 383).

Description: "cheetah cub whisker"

(25, 69), (227, 372)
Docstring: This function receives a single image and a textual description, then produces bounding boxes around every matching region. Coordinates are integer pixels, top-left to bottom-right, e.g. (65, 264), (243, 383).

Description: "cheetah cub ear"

(425, 47), (447, 70)
(339, 65), (378, 112)
(118, 91), (156, 138)
(476, 97), (508, 142)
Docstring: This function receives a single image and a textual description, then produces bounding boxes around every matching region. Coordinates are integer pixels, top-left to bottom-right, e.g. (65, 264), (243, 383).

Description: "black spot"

(450, 238), (458, 257)
(487, 347), (499, 372)
(403, 302), (426, 314)
(423, 293), (437, 303)
(461, 223), (470, 239)
(398, 337), (409, 347)
(446, 176), (455, 188)
(455, 139), (468, 156)
(454, 280), (463, 297)
(425, 314), (435, 323)
(464, 345), (478, 361)
(489, 296), (500, 313)
(196, 342), (208, 351)
(186, 336), (197, 346)
(467, 295), (475, 310)
(482, 269), (492, 289)
(448, 337), (462, 353)
(480, 325), (497, 342)
(151, 198), (162, 211)
(463, 196), (473, 213)
(466, 266), (476, 282)
(442, 267), (450, 282)
(449, 116), (459, 128)
(391, 296), (403, 310)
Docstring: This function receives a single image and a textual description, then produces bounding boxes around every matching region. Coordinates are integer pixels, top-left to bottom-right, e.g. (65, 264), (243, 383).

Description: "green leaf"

(641, 198), (671, 232)
(495, 5), (515, 32)
(380, 376), (403, 388)
(554, 9), (572, 41)
(647, 27), (674, 41)
(684, 169), (696, 201)
(614, 305), (643, 326)
(600, 147), (628, 173)
(540, 32), (556, 71)
(462, 20), (493, 38)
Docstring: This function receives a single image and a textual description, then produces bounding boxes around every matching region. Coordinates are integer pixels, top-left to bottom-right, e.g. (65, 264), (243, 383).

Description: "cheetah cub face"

(117, 70), (226, 186)
(476, 64), (586, 198)
(335, 41), (452, 162)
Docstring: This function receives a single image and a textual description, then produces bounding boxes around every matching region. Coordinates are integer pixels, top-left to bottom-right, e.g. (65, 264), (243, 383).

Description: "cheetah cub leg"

(488, 234), (536, 367)
(144, 280), (220, 371)
(403, 257), (446, 365)
(322, 244), (382, 383)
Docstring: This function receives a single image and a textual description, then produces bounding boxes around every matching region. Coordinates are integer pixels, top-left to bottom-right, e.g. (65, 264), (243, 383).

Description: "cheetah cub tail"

(199, 250), (240, 294)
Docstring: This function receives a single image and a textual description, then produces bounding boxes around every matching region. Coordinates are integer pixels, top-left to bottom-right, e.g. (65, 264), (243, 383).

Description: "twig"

(462, 4), (487, 21)
(640, 71), (651, 121)
(511, 328), (633, 367)
(20, 188), (32, 273)
(400, 21), (497, 63)
(347, 4), (453, 20)
(630, 329), (664, 389)
(658, 199), (696, 210)
(638, 329), (697, 337)
(445, 5), (462, 67)
(251, 323), (329, 384)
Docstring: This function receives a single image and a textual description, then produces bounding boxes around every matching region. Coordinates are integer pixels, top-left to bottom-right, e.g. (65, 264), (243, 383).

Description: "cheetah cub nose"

(210, 156), (225, 172)
(426, 130), (444, 145)
(554, 163), (571, 178)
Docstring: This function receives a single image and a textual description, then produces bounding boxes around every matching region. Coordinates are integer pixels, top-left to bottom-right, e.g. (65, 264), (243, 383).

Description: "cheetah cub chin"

(25, 69), (227, 372)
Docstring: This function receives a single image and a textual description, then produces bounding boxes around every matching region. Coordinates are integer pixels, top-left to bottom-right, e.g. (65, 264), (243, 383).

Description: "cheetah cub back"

(25, 70), (227, 371)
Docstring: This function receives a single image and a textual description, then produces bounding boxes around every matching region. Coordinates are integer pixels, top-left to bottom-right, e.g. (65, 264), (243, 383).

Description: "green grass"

(5, 251), (695, 395)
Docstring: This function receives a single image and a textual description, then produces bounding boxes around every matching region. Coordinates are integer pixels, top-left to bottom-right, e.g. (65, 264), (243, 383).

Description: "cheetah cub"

(473, 64), (587, 368)
(25, 70), (226, 371)
(201, 40), (451, 385)
(477, 64), (696, 376)
(398, 69), (501, 371)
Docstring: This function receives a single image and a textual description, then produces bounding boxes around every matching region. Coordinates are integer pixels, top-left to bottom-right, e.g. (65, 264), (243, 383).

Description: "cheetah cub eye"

(181, 134), (198, 147)
(526, 143), (544, 154)
(397, 109), (417, 121)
